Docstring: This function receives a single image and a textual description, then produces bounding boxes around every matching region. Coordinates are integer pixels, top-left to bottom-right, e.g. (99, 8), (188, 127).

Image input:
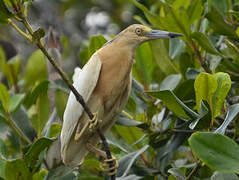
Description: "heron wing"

(60, 52), (102, 155)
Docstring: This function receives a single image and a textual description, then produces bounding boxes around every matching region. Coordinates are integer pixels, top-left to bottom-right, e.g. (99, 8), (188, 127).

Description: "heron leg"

(74, 112), (101, 141)
(86, 143), (118, 175)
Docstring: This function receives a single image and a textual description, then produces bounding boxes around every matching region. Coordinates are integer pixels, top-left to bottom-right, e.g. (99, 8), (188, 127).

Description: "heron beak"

(146, 30), (183, 39)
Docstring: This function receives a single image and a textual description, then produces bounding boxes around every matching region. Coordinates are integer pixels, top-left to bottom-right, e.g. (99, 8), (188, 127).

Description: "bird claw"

(89, 112), (102, 132)
(100, 156), (119, 176)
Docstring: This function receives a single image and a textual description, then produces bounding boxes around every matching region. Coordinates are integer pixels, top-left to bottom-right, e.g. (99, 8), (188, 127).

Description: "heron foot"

(100, 156), (119, 176)
(89, 112), (102, 132)
(86, 143), (118, 175)
(74, 112), (102, 141)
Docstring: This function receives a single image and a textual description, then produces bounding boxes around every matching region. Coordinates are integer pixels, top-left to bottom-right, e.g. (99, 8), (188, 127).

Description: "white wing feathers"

(60, 52), (102, 158)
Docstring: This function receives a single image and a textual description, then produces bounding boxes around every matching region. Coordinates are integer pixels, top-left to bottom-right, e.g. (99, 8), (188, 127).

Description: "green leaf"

(11, 106), (36, 141)
(48, 123), (61, 138)
(0, 138), (6, 158)
(46, 165), (76, 180)
(134, 42), (156, 86)
(3, 57), (21, 86)
(223, 39), (239, 65)
(189, 100), (210, 129)
(160, 6), (190, 38)
(211, 172), (239, 180)
(88, 35), (107, 58)
(168, 168), (186, 180)
(117, 145), (149, 177)
(54, 90), (68, 120)
(191, 32), (221, 56)
(150, 40), (180, 76)
(5, 159), (32, 180)
(147, 90), (198, 119)
(169, 38), (186, 61)
(32, 169), (47, 180)
(131, 0), (161, 27)
(28, 81), (49, 136)
(0, 83), (10, 112)
(0, 158), (5, 179)
(116, 115), (144, 127)
(114, 124), (144, 145)
(189, 132), (239, 173)
(25, 81), (49, 108)
(0, 46), (6, 69)
(187, 0), (203, 24)
(206, 8), (237, 38)
(212, 72), (231, 117)
(9, 94), (25, 112)
(33, 89), (50, 136)
(215, 104), (239, 134)
(25, 137), (53, 169)
(160, 74), (182, 91)
(25, 50), (47, 87)
(194, 72), (217, 113)
(0, 1), (13, 24)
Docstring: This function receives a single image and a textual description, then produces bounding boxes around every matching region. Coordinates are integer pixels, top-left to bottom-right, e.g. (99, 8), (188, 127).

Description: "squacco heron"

(60, 24), (182, 173)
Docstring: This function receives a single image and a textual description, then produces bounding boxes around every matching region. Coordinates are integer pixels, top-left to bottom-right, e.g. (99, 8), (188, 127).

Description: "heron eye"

(135, 28), (142, 36)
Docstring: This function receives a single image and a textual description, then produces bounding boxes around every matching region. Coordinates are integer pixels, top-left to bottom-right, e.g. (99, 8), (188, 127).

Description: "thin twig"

(186, 163), (200, 180)
(191, 41), (211, 73)
(7, 19), (32, 42)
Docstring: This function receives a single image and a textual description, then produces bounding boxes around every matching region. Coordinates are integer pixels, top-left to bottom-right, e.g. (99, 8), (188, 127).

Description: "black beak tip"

(169, 33), (183, 38)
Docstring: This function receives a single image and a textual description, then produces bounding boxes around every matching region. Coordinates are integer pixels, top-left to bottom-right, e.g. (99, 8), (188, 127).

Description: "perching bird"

(60, 24), (182, 171)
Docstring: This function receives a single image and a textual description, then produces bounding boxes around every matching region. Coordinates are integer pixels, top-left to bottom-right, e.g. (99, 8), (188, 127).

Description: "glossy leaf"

(211, 172), (239, 180)
(117, 145), (149, 178)
(189, 132), (239, 173)
(88, 35), (107, 58)
(150, 40), (179, 76)
(9, 94), (25, 112)
(194, 72), (217, 113)
(187, 0), (203, 24)
(206, 8), (237, 38)
(0, 83), (10, 112)
(48, 123), (61, 138)
(116, 115), (144, 127)
(215, 104), (239, 134)
(0, 1), (13, 24)
(25, 50), (47, 87)
(212, 72), (231, 117)
(2, 57), (21, 86)
(25, 137), (54, 169)
(5, 159), (32, 180)
(32, 90), (50, 136)
(160, 74), (182, 91)
(25, 81), (49, 108)
(147, 90), (198, 119)
(134, 42), (156, 86)
(191, 32), (221, 56)
(11, 106), (36, 141)
(168, 168), (186, 180)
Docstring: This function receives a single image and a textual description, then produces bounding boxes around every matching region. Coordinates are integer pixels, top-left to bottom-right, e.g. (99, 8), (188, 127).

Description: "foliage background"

(0, 0), (239, 179)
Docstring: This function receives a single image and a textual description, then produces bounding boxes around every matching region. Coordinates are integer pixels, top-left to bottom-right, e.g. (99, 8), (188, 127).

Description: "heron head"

(117, 24), (183, 48)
